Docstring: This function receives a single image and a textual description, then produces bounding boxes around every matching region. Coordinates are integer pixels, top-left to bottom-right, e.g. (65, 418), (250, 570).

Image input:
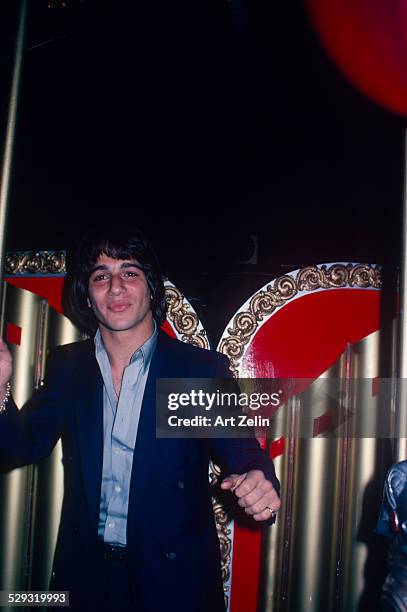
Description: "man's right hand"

(0, 336), (12, 395)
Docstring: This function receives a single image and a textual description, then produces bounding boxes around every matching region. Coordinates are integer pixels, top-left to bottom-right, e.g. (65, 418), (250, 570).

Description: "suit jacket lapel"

(75, 341), (104, 537)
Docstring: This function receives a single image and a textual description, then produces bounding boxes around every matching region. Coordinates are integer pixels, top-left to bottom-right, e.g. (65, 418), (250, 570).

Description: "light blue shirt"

(95, 323), (158, 546)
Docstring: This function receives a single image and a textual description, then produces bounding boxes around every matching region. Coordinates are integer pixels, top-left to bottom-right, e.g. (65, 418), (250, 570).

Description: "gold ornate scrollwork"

(250, 291), (279, 320)
(273, 274), (298, 298)
(219, 263), (382, 376)
(326, 264), (349, 287)
(297, 266), (328, 290)
(349, 263), (382, 288)
(5, 251), (66, 275)
(228, 312), (257, 339)
(210, 461), (233, 610)
(297, 264), (350, 290)
(165, 283), (209, 349)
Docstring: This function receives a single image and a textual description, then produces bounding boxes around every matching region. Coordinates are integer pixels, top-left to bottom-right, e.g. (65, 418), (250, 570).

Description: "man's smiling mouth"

(108, 303), (130, 313)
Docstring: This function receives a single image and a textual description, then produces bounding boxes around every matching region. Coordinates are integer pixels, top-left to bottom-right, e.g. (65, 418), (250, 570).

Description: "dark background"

(0, 0), (404, 343)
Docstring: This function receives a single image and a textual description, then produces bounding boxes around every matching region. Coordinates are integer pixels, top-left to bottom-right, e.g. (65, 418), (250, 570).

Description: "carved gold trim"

(164, 282), (209, 349)
(219, 263), (382, 376)
(5, 251), (66, 275)
(210, 461), (233, 610)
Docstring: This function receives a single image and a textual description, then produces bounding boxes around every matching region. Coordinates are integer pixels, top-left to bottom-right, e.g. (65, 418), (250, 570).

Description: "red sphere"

(305, 0), (407, 116)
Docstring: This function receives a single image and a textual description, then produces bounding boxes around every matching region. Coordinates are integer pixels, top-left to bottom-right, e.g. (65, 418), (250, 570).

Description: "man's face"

(87, 254), (153, 334)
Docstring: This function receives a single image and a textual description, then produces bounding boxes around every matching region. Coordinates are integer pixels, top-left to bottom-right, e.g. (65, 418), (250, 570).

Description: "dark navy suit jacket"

(0, 331), (279, 612)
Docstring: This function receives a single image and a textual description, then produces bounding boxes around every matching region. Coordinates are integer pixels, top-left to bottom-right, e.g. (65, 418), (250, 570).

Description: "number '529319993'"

(5, 591), (68, 605)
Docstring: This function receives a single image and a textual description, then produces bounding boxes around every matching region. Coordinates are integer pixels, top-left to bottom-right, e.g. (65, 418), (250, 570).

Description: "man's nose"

(108, 273), (125, 294)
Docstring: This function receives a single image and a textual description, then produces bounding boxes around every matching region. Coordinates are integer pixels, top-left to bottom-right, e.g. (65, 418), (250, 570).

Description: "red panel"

(230, 524), (262, 612)
(161, 319), (177, 338)
(6, 322), (22, 346)
(270, 436), (285, 460)
(5, 277), (65, 315)
(243, 289), (381, 379)
(313, 410), (335, 437)
(372, 376), (380, 397)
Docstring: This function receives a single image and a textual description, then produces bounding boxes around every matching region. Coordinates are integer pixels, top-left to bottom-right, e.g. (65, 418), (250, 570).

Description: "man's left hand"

(220, 470), (281, 522)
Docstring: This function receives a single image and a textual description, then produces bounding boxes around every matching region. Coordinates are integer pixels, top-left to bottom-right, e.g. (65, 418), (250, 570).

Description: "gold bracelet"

(0, 381), (11, 414)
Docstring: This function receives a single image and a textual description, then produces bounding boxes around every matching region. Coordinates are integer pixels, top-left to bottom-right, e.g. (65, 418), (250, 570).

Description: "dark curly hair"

(65, 224), (167, 335)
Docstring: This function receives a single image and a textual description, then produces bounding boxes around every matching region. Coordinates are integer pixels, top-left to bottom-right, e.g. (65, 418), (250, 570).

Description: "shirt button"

(166, 552), (176, 560)
(108, 521), (115, 528)
(115, 485), (121, 493)
(177, 481), (185, 490)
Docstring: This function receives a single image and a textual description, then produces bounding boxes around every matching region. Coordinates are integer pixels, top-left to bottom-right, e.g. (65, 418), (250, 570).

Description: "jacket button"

(166, 552), (176, 560)
(177, 481), (185, 489)
(73, 526), (79, 533)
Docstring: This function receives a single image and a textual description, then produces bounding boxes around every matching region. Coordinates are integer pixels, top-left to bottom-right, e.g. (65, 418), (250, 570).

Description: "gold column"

(0, 284), (44, 593)
(259, 398), (296, 611)
(259, 328), (394, 612)
(29, 304), (82, 590)
(340, 330), (391, 611)
(260, 366), (345, 611)
(0, 284), (82, 597)
(284, 366), (344, 612)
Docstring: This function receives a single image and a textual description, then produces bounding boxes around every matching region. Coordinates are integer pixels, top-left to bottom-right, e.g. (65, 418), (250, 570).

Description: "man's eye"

(123, 271), (138, 277)
(93, 274), (108, 282)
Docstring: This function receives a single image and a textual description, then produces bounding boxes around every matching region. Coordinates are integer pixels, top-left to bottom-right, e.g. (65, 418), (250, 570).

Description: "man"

(0, 225), (280, 612)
